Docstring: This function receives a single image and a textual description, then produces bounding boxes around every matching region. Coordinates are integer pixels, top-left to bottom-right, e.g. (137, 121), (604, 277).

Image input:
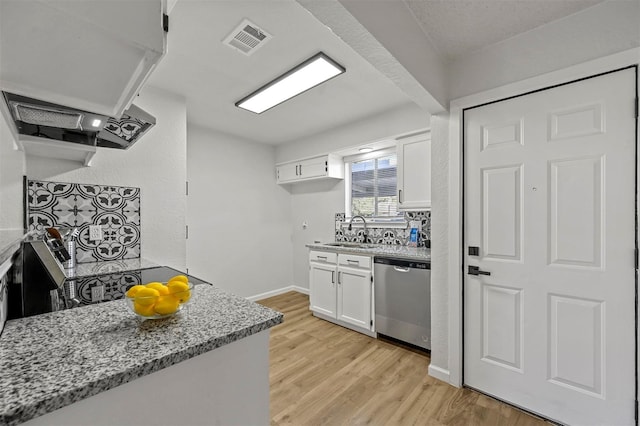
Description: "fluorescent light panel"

(236, 52), (345, 114)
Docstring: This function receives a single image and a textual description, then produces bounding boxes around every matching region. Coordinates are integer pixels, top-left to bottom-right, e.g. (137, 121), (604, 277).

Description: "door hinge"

(186, 181), (189, 196)
(370, 319), (373, 326)
(185, 225), (189, 240)
(635, 247), (638, 269)
(635, 97), (639, 119)
(370, 275), (373, 283)
(163, 14), (169, 33)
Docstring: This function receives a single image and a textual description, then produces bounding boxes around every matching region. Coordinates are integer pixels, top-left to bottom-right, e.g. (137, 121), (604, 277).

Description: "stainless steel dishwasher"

(374, 257), (431, 350)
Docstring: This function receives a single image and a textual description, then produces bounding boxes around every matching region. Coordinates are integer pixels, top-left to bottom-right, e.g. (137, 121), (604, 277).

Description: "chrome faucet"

(348, 215), (368, 243)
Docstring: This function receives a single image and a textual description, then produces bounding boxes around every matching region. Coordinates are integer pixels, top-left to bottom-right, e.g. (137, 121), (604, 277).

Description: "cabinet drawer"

(338, 254), (371, 269)
(309, 251), (337, 264)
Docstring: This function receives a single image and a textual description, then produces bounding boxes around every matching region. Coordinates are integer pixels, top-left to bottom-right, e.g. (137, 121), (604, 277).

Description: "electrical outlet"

(89, 225), (103, 241)
(91, 285), (104, 302)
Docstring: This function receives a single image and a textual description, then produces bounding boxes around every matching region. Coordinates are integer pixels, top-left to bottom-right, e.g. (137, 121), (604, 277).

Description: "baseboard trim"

(428, 364), (451, 384)
(247, 285), (309, 302)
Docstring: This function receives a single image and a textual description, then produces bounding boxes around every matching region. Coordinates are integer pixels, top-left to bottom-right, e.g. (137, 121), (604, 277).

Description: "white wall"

(449, 1), (640, 99)
(186, 124), (293, 298)
(289, 179), (344, 289)
(0, 110), (25, 231)
(25, 86), (188, 271)
(428, 114), (449, 378)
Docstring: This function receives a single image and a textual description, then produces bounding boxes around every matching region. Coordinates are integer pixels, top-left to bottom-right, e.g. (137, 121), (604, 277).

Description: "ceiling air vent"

(223, 19), (271, 56)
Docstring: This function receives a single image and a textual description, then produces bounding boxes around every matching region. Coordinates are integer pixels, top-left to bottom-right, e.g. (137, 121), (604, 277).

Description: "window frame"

(344, 147), (406, 226)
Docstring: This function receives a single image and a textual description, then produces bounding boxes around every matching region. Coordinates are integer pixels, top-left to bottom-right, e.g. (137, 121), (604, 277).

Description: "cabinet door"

(298, 157), (328, 179)
(337, 265), (372, 330)
(309, 262), (337, 318)
(397, 134), (431, 210)
(276, 162), (300, 183)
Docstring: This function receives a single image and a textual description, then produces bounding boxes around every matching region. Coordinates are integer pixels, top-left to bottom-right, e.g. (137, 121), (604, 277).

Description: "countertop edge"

(1, 313), (283, 426)
(306, 243), (430, 261)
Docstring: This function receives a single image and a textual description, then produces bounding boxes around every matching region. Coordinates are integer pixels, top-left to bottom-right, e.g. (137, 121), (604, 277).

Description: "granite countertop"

(0, 229), (30, 267)
(64, 257), (160, 279)
(0, 284), (283, 425)
(306, 242), (430, 261)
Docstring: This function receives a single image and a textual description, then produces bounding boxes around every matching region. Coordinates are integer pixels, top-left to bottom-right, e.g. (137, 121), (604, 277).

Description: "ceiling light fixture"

(236, 52), (345, 114)
(359, 147), (373, 153)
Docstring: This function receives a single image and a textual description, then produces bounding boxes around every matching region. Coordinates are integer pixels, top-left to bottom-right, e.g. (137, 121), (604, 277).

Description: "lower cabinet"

(309, 251), (373, 335)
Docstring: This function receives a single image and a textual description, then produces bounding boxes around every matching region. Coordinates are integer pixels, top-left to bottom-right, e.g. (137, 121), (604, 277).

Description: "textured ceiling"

(402, 0), (603, 60)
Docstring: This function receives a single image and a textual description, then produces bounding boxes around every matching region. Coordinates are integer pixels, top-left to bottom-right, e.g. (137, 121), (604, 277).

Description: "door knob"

(468, 265), (491, 276)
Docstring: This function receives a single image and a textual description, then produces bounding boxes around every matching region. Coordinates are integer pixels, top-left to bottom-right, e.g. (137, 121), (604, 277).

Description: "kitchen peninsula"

(0, 283), (282, 425)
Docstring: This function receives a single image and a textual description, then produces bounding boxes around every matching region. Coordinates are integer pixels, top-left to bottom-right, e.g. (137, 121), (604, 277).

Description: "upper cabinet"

(397, 132), (431, 210)
(0, 0), (167, 118)
(276, 154), (344, 184)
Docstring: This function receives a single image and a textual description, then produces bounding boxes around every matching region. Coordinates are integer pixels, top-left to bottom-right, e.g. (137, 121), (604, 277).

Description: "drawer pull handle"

(347, 260), (359, 265)
(317, 256), (328, 260)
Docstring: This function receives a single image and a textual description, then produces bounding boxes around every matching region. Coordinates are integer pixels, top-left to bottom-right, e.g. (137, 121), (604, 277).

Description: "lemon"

(134, 287), (160, 306)
(169, 275), (188, 284)
(133, 301), (156, 317)
(154, 296), (179, 315)
(167, 281), (191, 303)
(125, 285), (145, 298)
(145, 282), (169, 295)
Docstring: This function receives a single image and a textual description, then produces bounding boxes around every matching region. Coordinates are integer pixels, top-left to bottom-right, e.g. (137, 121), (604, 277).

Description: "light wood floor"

(258, 291), (549, 426)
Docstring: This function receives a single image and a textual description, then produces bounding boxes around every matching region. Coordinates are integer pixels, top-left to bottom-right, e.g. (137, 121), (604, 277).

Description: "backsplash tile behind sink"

(335, 211), (431, 247)
(26, 179), (141, 263)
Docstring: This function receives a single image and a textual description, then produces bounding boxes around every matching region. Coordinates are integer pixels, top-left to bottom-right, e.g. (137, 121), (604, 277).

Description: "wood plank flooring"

(258, 291), (549, 426)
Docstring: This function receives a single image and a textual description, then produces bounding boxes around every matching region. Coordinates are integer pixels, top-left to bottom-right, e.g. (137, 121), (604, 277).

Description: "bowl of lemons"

(124, 275), (193, 319)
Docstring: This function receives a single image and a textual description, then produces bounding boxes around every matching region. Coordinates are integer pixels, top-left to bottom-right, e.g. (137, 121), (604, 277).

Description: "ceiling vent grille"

(223, 19), (271, 56)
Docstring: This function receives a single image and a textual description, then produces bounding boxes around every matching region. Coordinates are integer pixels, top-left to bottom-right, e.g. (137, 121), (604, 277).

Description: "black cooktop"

(63, 266), (207, 307)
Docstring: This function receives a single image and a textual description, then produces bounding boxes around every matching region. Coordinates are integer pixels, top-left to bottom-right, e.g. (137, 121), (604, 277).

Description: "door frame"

(445, 48), (640, 405)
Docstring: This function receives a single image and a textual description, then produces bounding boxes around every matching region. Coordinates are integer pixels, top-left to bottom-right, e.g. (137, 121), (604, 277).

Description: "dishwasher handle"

(393, 266), (411, 273)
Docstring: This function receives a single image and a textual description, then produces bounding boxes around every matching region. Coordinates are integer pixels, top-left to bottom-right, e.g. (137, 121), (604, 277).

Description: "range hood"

(2, 92), (155, 150)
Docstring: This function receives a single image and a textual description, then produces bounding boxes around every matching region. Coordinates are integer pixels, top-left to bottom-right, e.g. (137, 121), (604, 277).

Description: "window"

(347, 150), (401, 219)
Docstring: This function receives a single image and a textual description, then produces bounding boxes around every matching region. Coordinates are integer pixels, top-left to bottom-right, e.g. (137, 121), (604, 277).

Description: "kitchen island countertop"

(306, 242), (430, 261)
(0, 283), (282, 425)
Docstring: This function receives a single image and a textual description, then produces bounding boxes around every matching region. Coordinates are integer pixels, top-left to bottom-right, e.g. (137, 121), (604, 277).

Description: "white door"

(309, 262), (337, 317)
(337, 265), (372, 330)
(464, 68), (636, 425)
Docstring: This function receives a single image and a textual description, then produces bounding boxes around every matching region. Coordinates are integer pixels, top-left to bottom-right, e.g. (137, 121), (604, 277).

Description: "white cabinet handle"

(338, 271), (341, 284)
(331, 271), (335, 284)
(347, 259), (359, 265)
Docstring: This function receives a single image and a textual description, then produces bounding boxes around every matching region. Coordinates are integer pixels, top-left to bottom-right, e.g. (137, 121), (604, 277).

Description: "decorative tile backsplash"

(26, 179), (141, 263)
(335, 211), (431, 247)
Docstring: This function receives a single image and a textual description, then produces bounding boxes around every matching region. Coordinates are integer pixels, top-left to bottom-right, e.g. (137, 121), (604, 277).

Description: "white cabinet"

(0, 0), (167, 118)
(309, 251), (373, 335)
(309, 261), (337, 317)
(397, 133), (431, 210)
(276, 154), (344, 184)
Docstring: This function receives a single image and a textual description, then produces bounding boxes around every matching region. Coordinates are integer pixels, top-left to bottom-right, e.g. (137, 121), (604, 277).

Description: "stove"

(64, 266), (207, 307)
(8, 243), (208, 319)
